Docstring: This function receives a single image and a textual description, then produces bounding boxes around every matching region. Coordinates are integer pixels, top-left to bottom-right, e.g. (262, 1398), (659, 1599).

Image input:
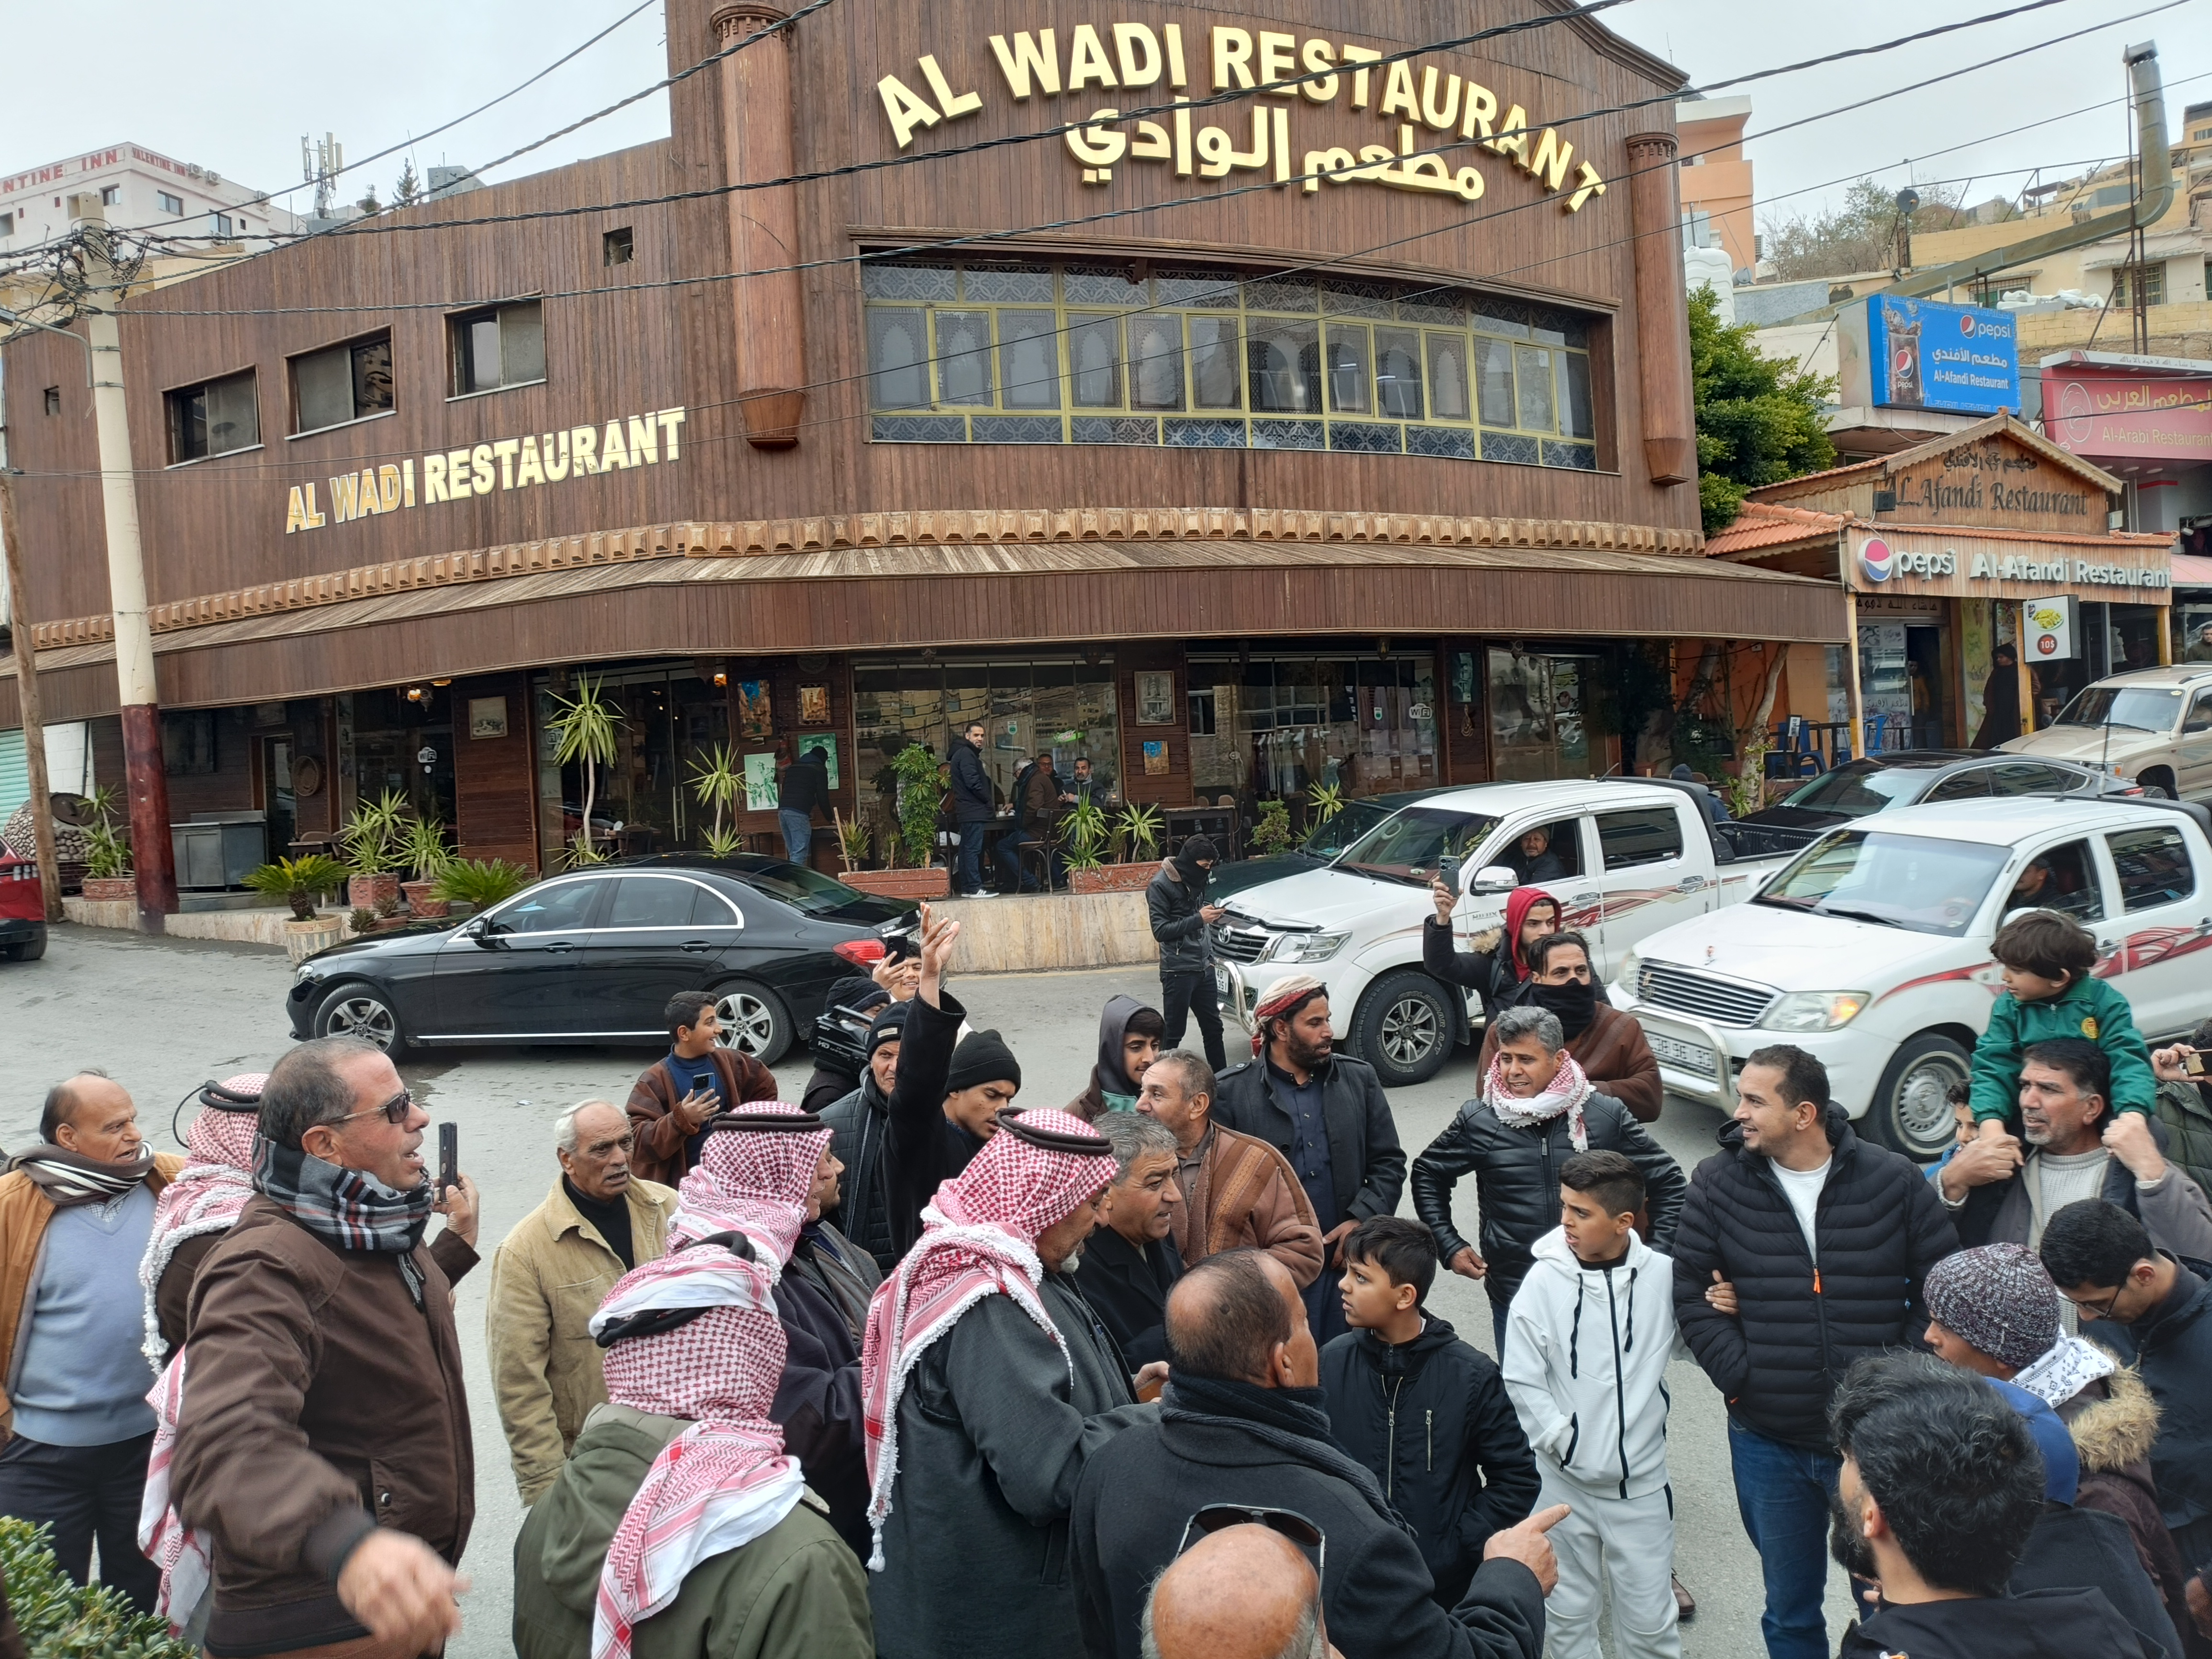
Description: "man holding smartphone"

(625, 991), (779, 1186)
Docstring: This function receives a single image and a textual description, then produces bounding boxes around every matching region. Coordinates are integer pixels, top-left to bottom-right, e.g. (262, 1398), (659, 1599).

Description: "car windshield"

(2053, 685), (2187, 734)
(1301, 799), (1393, 859)
(1754, 830), (2010, 936)
(726, 861), (874, 917)
(1779, 762), (1934, 815)
(1336, 809), (1501, 886)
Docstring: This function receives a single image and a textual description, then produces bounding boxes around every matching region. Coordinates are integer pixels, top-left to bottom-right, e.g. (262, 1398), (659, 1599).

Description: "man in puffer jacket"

(1502, 1152), (1684, 1659)
(1669, 1044), (1957, 1659)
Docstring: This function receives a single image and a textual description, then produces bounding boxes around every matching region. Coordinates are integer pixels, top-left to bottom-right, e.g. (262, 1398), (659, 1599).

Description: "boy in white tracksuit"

(1501, 1150), (1681, 1659)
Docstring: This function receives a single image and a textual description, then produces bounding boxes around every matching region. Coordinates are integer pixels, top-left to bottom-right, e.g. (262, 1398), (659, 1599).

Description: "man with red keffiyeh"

(511, 1117), (872, 1659)
(861, 1107), (1159, 1659)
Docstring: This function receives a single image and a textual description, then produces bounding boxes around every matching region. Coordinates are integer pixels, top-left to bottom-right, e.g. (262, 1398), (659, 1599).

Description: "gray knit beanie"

(1923, 1243), (2062, 1370)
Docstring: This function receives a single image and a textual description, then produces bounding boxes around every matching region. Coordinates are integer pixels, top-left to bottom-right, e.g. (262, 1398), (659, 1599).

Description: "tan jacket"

(1170, 1124), (1324, 1288)
(487, 1175), (678, 1504)
(0, 1154), (183, 1437)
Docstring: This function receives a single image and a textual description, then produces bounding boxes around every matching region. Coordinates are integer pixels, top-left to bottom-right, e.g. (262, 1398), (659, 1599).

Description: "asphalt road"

(0, 924), (1860, 1658)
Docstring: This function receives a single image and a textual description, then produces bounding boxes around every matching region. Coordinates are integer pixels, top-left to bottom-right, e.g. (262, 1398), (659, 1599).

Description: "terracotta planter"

(841, 867), (950, 900)
(81, 876), (136, 903)
(284, 917), (344, 964)
(349, 873), (400, 910)
(1069, 861), (1163, 895)
(400, 879), (451, 918)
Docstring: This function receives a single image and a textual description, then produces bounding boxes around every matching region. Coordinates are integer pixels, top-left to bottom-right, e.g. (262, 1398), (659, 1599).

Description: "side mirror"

(1470, 863), (1520, 896)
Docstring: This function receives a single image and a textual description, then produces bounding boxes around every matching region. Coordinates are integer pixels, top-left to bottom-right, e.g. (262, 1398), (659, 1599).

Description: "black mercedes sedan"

(286, 854), (918, 1064)
(1723, 750), (2129, 859)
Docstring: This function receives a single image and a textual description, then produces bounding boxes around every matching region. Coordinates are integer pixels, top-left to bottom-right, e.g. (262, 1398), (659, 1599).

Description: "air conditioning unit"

(206, 170), (220, 187)
(188, 163), (204, 178)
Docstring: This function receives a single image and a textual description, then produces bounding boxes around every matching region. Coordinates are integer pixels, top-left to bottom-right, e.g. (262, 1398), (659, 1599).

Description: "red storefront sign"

(2045, 367), (2212, 465)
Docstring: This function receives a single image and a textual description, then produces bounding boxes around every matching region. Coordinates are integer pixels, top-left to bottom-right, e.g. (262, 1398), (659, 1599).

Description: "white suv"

(2001, 665), (2212, 802)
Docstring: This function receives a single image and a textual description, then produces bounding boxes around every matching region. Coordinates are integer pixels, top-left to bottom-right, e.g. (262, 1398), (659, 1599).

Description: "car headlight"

(1270, 930), (1349, 963)
(1617, 951), (1642, 994)
(294, 962), (320, 982)
(1759, 991), (1869, 1032)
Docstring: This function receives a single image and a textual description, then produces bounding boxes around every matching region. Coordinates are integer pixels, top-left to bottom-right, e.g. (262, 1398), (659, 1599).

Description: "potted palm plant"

(431, 857), (535, 916)
(341, 790), (408, 910)
(397, 816), (455, 917)
(841, 744), (949, 899)
(78, 789), (135, 903)
(688, 743), (742, 852)
(1069, 801), (1164, 894)
(243, 853), (351, 961)
(546, 675), (622, 868)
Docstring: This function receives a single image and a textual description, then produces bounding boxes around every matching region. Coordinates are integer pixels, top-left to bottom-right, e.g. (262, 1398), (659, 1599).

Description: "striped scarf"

(253, 1137), (432, 1255)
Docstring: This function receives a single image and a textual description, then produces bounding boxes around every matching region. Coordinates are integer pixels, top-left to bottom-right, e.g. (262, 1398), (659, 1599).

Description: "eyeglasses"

(2059, 1284), (2124, 1320)
(1175, 1505), (1325, 1582)
(329, 1089), (415, 1128)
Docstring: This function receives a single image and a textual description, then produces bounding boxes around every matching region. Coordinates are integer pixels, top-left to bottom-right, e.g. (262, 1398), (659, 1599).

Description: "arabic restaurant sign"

(2045, 366), (2212, 465)
(874, 22), (1607, 213)
(282, 406), (686, 535)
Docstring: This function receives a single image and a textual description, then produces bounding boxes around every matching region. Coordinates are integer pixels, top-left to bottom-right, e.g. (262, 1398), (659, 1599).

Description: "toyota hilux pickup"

(1614, 796), (2212, 1159)
(1211, 778), (1786, 1085)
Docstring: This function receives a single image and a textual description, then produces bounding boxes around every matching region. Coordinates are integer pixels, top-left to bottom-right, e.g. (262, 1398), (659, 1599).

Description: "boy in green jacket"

(1969, 910), (2156, 1139)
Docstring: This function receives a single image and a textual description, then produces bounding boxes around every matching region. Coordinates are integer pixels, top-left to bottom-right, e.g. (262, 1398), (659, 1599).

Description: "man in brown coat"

(1138, 1051), (1322, 1289)
(625, 989), (779, 1186)
(1474, 931), (1661, 1123)
(173, 1036), (481, 1659)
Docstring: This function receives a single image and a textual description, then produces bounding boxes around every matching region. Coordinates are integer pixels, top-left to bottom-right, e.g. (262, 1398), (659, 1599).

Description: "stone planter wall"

(80, 877), (137, 903)
(937, 889), (1158, 972)
(841, 868), (951, 901)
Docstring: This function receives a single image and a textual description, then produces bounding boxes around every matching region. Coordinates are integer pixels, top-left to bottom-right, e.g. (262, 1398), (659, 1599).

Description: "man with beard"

(1413, 1005), (1682, 1354)
(1473, 934), (1660, 1124)
(1216, 976), (1404, 1346)
(861, 1108), (1155, 1659)
(0, 1071), (183, 1612)
(1826, 1353), (2152, 1659)
(511, 1183), (872, 1659)
(1149, 837), (1228, 1072)
(1068, 996), (1164, 1120)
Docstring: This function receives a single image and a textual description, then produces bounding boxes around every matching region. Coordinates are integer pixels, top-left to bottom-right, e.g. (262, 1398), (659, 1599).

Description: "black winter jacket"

(2118, 1261), (2212, 1546)
(1840, 1589), (2155, 1659)
(1668, 1107), (1958, 1450)
(1410, 1089), (1685, 1308)
(1072, 1225), (1182, 1369)
(950, 738), (993, 823)
(1422, 918), (1524, 1017)
(769, 1271), (869, 1558)
(818, 987), (965, 1271)
(1318, 1318), (1540, 1607)
(1215, 1051), (1407, 1231)
(2010, 1502), (2179, 1659)
(1147, 863), (1213, 975)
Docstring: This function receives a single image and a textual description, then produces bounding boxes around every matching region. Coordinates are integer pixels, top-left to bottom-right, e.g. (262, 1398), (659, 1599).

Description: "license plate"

(1648, 1031), (1716, 1073)
(1215, 966), (1231, 997)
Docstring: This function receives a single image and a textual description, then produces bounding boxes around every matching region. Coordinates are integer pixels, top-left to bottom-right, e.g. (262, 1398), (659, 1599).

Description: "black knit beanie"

(946, 1028), (1022, 1093)
(866, 1000), (913, 1058)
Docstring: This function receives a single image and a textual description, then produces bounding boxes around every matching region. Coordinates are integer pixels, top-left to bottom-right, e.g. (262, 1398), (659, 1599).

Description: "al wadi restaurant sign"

(873, 22), (1609, 213)
(2046, 366), (2212, 465)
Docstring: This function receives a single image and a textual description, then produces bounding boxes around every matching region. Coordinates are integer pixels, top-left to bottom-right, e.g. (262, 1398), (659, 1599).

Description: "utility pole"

(0, 468), (62, 922)
(69, 196), (175, 928)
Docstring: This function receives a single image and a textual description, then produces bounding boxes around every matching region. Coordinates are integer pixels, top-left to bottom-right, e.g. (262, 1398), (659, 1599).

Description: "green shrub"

(431, 858), (534, 908)
(241, 854), (351, 920)
(0, 1517), (197, 1658)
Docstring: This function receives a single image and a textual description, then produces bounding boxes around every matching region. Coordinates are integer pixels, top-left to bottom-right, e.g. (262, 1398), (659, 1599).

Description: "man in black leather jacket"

(1411, 1004), (1684, 1353)
(1148, 839), (1227, 1071)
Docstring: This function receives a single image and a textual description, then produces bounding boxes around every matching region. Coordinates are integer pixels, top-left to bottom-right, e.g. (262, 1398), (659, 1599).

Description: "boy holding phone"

(624, 989), (779, 1184)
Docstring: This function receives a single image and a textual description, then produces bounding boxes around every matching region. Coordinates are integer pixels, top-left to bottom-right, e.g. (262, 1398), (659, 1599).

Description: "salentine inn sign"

(874, 21), (1608, 212)
(283, 406), (686, 534)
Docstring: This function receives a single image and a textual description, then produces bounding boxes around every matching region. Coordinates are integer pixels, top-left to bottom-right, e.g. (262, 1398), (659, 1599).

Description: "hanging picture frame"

(737, 680), (773, 741)
(1135, 671), (1175, 725)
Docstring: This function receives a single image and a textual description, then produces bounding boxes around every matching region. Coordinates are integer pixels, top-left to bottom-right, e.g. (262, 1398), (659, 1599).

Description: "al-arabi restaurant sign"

(873, 21), (1610, 213)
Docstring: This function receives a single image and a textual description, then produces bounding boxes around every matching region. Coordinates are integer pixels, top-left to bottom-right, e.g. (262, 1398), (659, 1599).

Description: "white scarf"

(2009, 1333), (2116, 1409)
(1483, 1050), (1596, 1150)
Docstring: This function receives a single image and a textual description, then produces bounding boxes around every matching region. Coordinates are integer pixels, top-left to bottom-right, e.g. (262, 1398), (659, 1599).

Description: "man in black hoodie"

(1830, 1353), (2155, 1659)
(1149, 837), (1227, 1071)
(1068, 996), (1164, 1120)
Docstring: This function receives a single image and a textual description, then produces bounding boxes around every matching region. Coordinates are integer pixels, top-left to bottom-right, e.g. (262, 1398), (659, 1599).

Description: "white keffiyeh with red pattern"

(587, 1241), (804, 1659)
(140, 1086), (264, 1366)
(858, 1107), (1116, 1570)
(1482, 1048), (1595, 1151)
(668, 1101), (827, 1262)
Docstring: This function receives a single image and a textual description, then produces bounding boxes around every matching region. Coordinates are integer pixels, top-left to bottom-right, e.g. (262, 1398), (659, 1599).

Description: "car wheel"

(714, 983), (792, 1067)
(1866, 1033), (1970, 1161)
(1352, 970), (1455, 1087)
(2137, 772), (2177, 800)
(314, 982), (407, 1052)
(2, 935), (44, 962)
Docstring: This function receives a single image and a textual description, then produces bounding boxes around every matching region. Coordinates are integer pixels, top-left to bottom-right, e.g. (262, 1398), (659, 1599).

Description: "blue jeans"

(779, 809), (814, 865)
(956, 821), (989, 895)
(1728, 1421), (1841, 1659)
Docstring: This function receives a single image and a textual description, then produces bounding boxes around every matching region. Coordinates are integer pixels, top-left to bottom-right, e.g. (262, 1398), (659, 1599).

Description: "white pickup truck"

(1211, 778), (1787, 1086)
(1614, 796), (2212, 1158)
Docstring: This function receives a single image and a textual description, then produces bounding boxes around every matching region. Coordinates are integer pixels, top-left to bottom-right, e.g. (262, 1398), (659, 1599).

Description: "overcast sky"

(0, 0), (2202, 234)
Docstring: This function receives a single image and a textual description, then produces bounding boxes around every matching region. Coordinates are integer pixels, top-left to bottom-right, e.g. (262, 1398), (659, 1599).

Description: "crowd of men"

(2, 890), (2212, 1659)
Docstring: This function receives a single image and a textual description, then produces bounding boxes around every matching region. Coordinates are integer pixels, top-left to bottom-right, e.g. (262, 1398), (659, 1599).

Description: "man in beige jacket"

(486, 1099), (677, 1504)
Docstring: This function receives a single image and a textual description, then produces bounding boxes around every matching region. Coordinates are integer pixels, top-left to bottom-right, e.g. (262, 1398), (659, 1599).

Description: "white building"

(0, 140), (302, 255)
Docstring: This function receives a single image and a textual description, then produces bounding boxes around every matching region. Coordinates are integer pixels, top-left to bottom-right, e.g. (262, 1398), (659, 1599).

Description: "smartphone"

(1438, 854), (1462, 893)
(438, 1122), (458, 1198)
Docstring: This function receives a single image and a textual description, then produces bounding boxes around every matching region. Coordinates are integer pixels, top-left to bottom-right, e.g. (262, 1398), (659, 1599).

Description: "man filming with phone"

(626, 991), (779, 1186)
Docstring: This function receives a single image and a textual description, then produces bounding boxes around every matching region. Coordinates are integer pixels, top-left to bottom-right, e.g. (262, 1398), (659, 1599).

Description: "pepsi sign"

(1855, 536), (1955, 586)
(1866, 296), (2019, 417)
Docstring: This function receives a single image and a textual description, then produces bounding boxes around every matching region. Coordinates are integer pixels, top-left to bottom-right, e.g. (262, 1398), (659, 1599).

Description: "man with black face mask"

(1473, 933), (1660, 1124)
(1150, 836), (1228, 1072)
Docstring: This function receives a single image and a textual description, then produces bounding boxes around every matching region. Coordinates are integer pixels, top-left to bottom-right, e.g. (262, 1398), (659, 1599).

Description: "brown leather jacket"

(173, 1195), (478, 1658)
(1170, 1124), (1324, 1288)
(624, 1048), (780, 1186)
(1475, 1002), (1663, 1123)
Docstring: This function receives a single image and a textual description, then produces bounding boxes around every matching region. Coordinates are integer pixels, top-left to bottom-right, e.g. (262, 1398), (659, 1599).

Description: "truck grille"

(1636, 961), (1778, 1028)
(1212, 921), (1272, 964)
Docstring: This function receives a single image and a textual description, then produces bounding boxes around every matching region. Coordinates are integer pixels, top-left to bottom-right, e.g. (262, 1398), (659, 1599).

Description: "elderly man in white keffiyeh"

(512, 1107), (873, 1659)
(859, 1106), (1159, 1659)
(1412, 1003), (1687, 1353)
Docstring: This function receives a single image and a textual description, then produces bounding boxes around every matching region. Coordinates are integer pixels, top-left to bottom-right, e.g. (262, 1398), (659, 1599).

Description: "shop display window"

(530, 668), (730, 866)
(1187, 650), (1439, 806)
(862, 257), (1599, 469)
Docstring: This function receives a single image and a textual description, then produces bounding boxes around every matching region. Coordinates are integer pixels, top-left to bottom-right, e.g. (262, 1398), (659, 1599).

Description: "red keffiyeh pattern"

(859, 1108), (1115, 1569)
(669, 1102), (826, 1262)
(1250, 974), (1327, 1055)
(588, 1242), (804, 1659)
(1482, 1047), (1595, 1151)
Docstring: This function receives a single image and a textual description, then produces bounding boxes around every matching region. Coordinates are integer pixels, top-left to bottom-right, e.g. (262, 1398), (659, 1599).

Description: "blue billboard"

(1866, 295), (2019, 416)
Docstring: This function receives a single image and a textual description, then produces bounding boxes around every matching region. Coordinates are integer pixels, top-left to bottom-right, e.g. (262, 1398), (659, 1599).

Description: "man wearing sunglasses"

(1072, 1248), (1563, 1659)
(171, 1036), (481, 1659)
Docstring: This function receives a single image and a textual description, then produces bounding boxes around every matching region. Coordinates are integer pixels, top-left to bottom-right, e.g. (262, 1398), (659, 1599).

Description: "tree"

(1690, 285), (1836, 535)
(394, 159), (422, 208)
(1759, 177), (1971, 283)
